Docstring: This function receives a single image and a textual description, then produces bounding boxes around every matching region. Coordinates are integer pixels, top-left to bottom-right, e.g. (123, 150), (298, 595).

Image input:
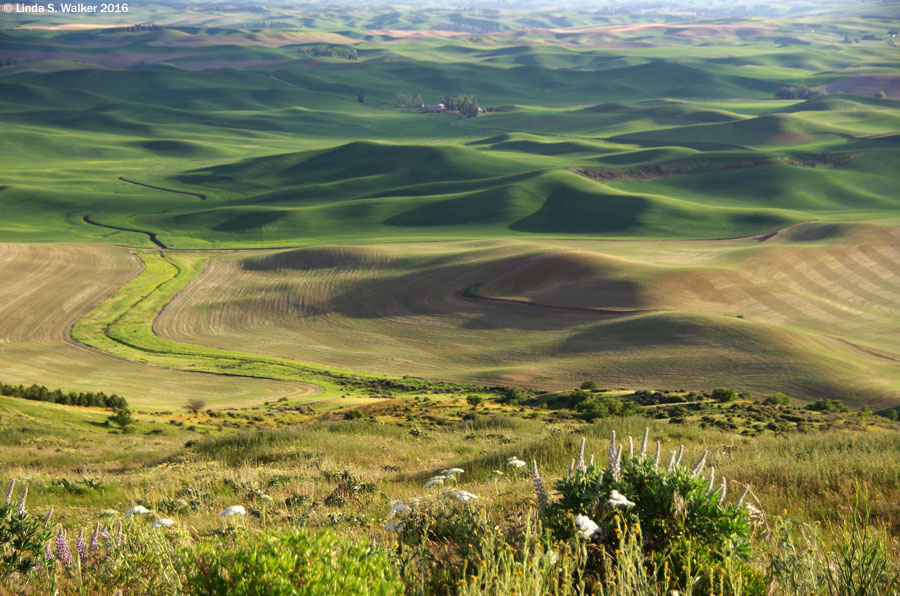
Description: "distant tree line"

(107, 24), (162, 33)
(775, 85), (826, 100)
(0, 381), (128, 409)
(297, 44), (357, 60)
(443, 95), (480, 117)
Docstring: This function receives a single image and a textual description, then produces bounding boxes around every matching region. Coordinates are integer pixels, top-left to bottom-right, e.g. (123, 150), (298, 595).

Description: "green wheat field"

(0, 0), (898, 593)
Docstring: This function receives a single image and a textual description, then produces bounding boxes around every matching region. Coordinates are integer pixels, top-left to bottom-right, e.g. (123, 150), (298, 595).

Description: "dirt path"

(118, 177), (206, 200)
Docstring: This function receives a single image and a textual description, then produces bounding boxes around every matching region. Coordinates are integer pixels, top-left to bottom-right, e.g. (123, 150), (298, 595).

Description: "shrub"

(580, 381), (598, 391)
(806, 399), (848, 413)
(0, 482), (51, 579)
(183, 527), (403, 595)
(539, 431), (756, 594)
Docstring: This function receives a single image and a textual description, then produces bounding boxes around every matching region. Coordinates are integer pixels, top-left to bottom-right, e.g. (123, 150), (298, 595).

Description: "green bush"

(182, 527), (403, 596)
(712, 388), (738, 403)
(0, 482), (50, 579)
(540, 431), (756, 594)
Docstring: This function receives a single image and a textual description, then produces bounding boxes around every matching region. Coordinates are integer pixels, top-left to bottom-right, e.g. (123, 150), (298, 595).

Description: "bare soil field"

(0, 243), (305, 408)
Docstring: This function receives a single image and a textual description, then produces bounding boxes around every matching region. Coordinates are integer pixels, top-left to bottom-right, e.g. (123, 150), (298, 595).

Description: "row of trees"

(0, 381), (127, 409)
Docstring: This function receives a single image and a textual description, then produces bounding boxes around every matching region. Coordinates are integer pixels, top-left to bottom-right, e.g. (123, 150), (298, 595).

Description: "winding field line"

(82, 214), (168, 249)
(70, 250), (338, 398)
(117, 177), (207, 200)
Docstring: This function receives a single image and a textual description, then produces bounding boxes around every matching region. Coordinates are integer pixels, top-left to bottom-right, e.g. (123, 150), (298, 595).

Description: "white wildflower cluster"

(574, 514), (600, 539)
(506, 456), (527, 468)
(385, 466), (478, 533)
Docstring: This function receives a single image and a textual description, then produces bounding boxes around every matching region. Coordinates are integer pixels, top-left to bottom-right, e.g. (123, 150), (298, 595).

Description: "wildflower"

(55, 528), (72, 567)
(443, 468), (465, 476)
(99, 525), (110, 545)
(690, 450), (708, 476)
(219, 505), (246, 517)
(574, 514), (600, 539)
(387, 503), (410, 518)
(736, 485), (750, 506)
(17, 485), (27, 516)
(674, 445), (684, 467)
(75, 528), (87, 561)
(152, 518), (175, 529)
(707, 467), (716, 494)
(44, 541), (54, 563)
(89, 523), (100, 552)
(628, 435), (634, 459)
(424, 476), (445, 488)
(718, 477), (728, 505)
(608, 490), (635, 508)
(531, 460), (547, 510)
(3, 479), (14, 506)
(639, 427), (649, 458)
(506, 458), (526, 469)
(576, 437), (587, 473)
(124, 505), (150, 518)
(452, 491), (478, 503)
(384, 521), (404, 533)
(653, 440), (661, 467)
(491, 470), (504, 477)
(44, 506), (54, 526)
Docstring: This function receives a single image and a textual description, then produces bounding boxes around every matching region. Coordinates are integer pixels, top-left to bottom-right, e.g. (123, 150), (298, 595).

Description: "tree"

(579, 380), (598, 391)
(466, 395), (483, 409)
(357, 89), (364, 103)
(711, 387), (738, 403)
(107, 407), (134, 432)
(186, 398), (207, 414)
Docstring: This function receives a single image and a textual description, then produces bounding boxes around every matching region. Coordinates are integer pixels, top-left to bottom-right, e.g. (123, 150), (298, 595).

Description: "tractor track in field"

(118, 177), (207, 200)
(82, 215), (168, 249)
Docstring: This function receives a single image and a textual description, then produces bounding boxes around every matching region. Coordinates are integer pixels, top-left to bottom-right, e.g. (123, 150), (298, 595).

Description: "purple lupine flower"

(89, 523), (100, 552)
(115, 521), (125, 547)
(4, 479), (14, 506)
(35, 560), (44, 575)
(100, 525), (111, 544)
(44, 506), (54, 526)
(44, 540), (54, 563)
(17, 485), (27, 516)
(576, 437), (586, 474)
(75, 528), (87, 562)
(531, 460), (547, 510)
(55, 528), (72, 567)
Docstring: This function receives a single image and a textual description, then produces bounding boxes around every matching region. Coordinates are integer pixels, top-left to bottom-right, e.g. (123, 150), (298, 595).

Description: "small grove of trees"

(775, 86), (826, 100)
(395, 93), (424, 108)
(0, 381), (127, 409)
(297, 44), (358, 60)
(568, 390), (642, 421)
(443, 95), (480, 117)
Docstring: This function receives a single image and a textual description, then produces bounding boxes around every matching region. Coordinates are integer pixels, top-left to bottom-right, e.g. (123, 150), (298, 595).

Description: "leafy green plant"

(540, 431), (756, 594)
(183, 527), (403, 596)
(0, 482), (51, 579)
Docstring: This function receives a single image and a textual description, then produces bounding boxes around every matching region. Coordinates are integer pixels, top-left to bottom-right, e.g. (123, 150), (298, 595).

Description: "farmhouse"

(421, 103), (446, 113)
